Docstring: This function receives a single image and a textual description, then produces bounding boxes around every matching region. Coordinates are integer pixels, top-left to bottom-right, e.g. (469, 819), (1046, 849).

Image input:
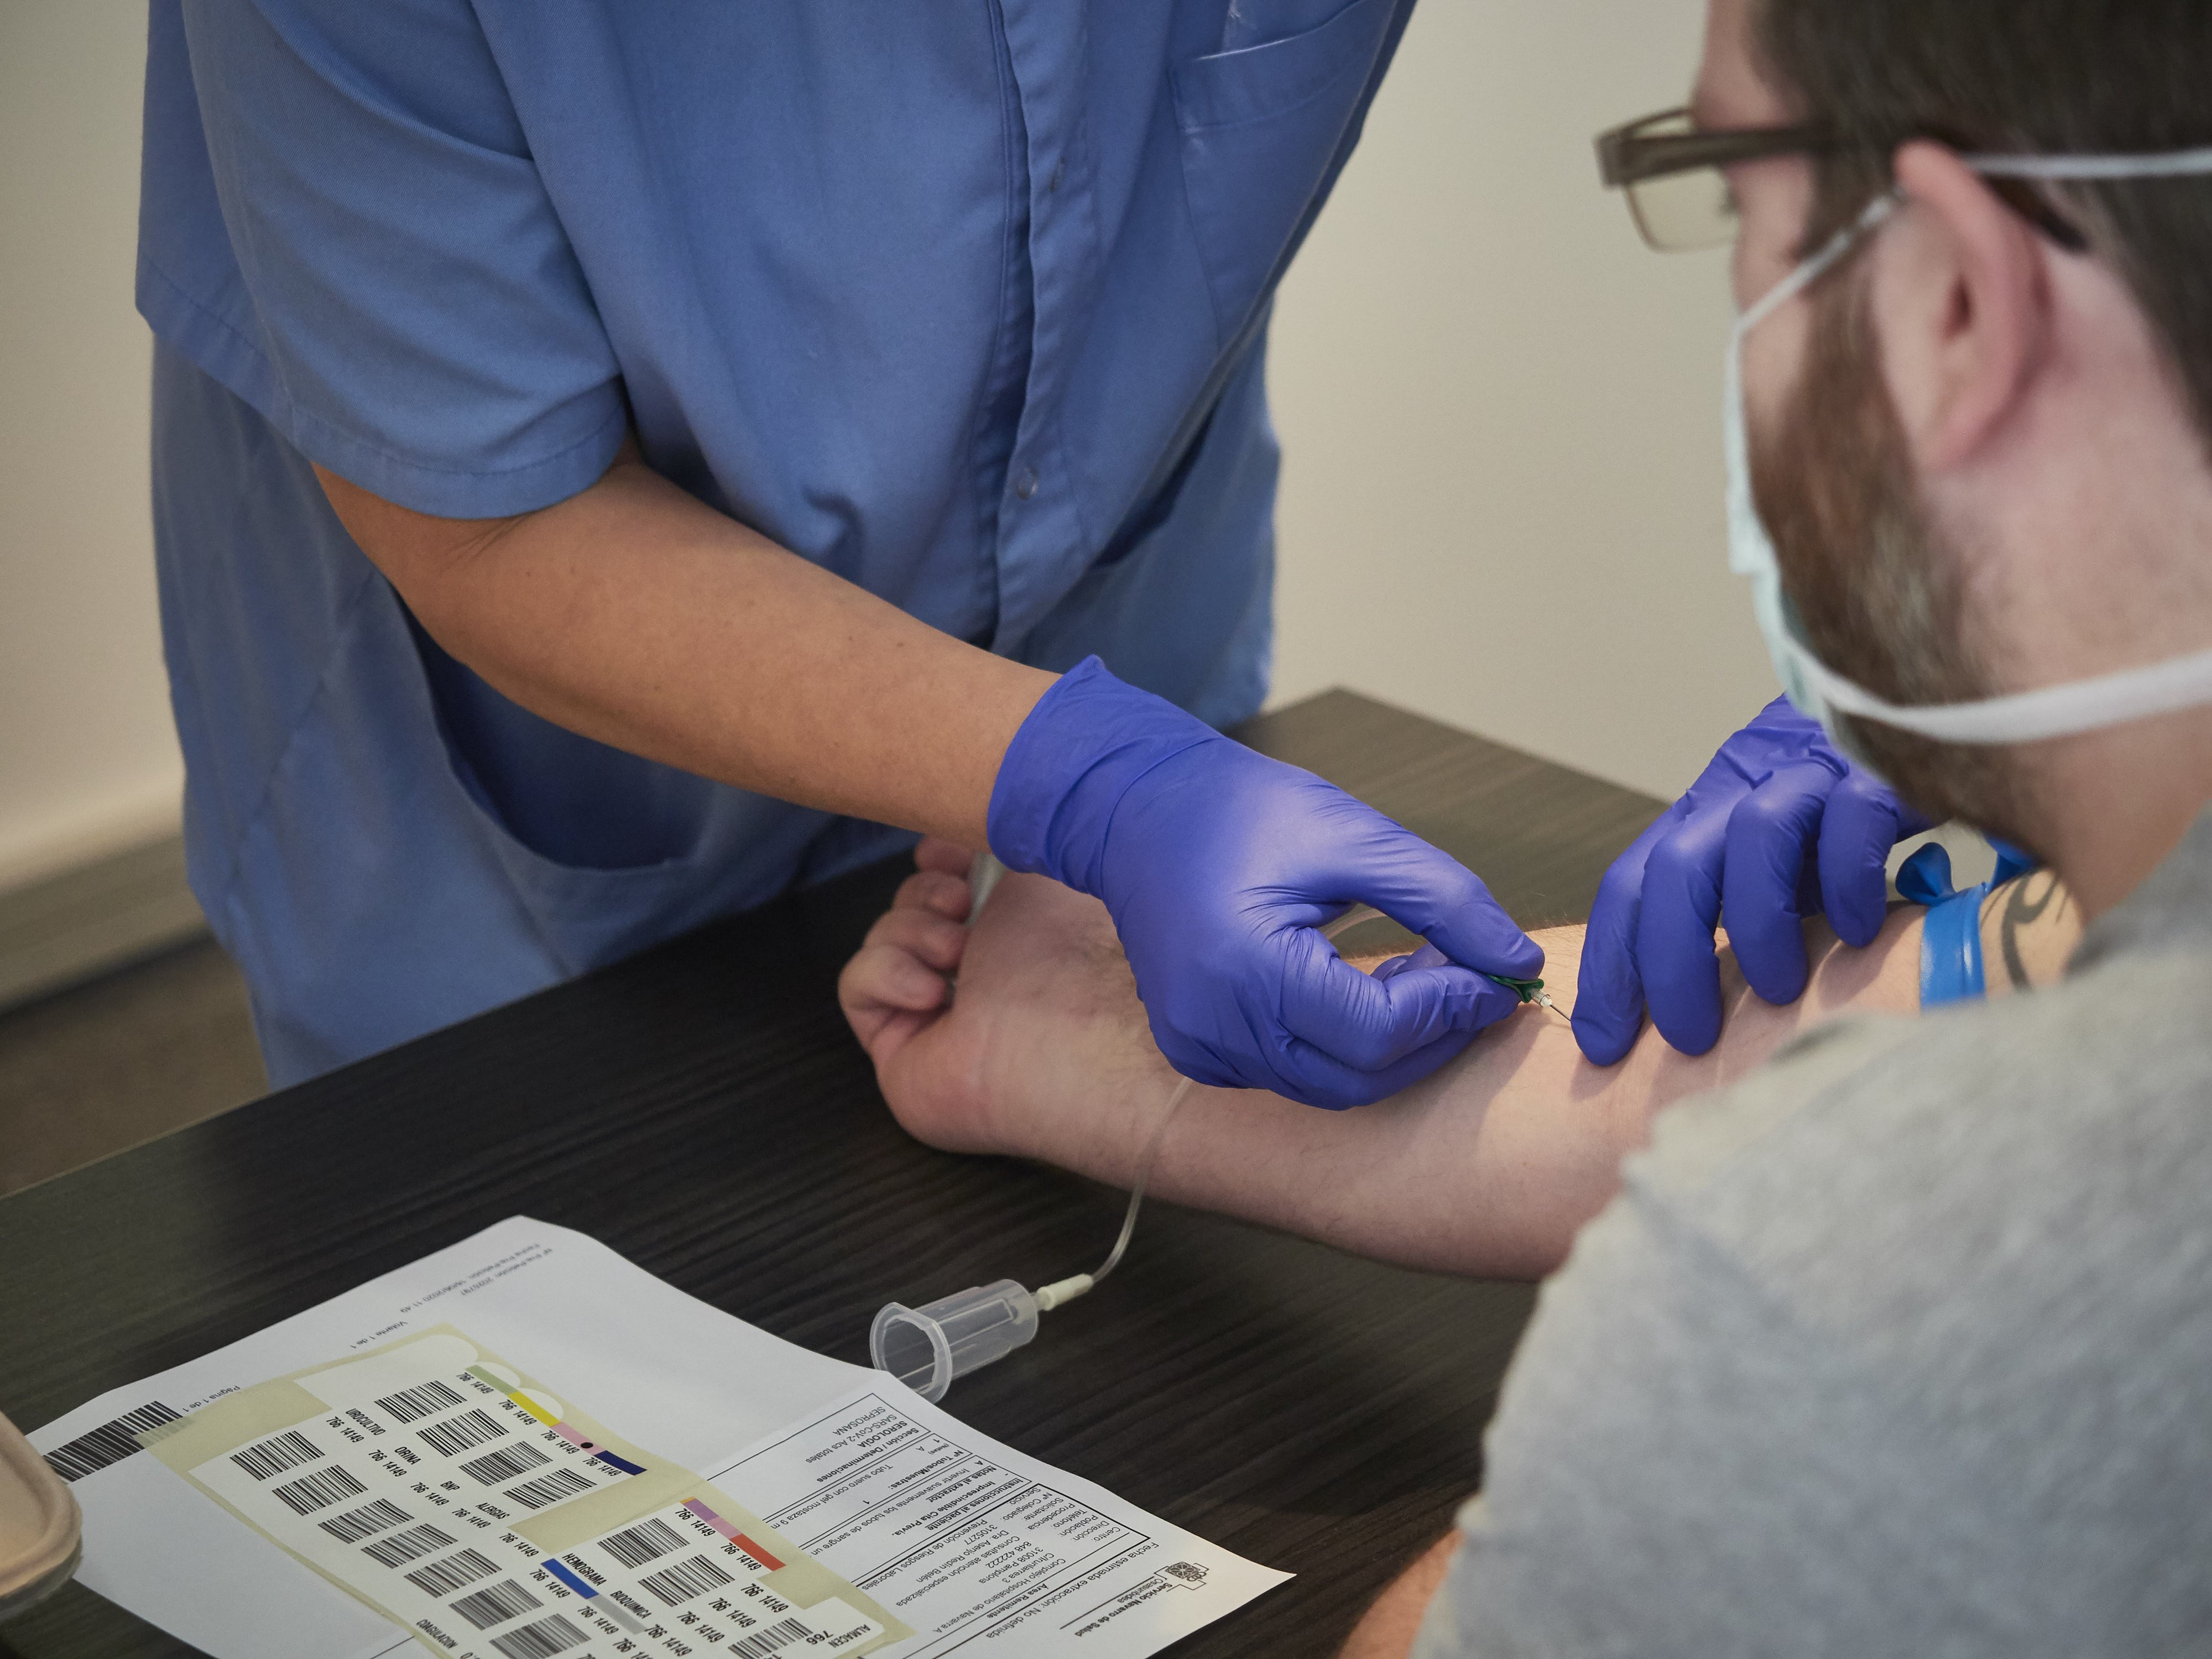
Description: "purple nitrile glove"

(1573, 696), (1933, 1065)
(989, 658), (1541, 1109)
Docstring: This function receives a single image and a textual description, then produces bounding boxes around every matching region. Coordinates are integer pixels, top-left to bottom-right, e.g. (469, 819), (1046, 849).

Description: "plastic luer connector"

(869, 1280), (1044, 1402)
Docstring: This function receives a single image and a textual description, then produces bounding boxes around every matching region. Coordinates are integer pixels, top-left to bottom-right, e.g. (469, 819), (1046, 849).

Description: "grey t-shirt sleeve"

(1413, 958), (2212, 1658)
(1412, 1018), (1995, 1659)
(1414, 820), (2212, 1658)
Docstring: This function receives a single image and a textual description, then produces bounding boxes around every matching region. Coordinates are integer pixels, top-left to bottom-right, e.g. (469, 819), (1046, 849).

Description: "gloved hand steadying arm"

(1572, 696), (1932, 1065)
(989, 658), (1542, 1109)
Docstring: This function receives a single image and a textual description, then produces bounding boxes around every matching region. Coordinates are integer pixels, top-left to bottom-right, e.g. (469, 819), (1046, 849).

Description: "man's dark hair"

(1757, 0), (2212, 446)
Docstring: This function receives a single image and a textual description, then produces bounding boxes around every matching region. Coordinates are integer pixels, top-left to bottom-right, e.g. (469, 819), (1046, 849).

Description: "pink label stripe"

(681, 1499), (786, 1572)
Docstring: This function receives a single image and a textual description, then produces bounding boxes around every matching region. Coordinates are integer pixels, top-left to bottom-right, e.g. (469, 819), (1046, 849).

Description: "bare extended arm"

(843, 841), (2080, 1281)
(315, 443), (1053, 847)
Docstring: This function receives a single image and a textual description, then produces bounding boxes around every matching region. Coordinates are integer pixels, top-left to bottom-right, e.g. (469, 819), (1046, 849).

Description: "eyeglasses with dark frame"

(1595, 105), (2087, 254)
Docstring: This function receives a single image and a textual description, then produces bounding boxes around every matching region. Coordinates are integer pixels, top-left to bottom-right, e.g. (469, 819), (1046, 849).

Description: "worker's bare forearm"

(315, 446), (1053, 847)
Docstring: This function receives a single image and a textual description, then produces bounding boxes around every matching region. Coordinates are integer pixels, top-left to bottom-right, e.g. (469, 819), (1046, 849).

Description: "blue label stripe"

(544, 1557), (596, 1598)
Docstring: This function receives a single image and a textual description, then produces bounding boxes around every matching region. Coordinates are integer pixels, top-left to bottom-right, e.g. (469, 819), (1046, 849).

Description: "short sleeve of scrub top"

(145, 0), (627, 517)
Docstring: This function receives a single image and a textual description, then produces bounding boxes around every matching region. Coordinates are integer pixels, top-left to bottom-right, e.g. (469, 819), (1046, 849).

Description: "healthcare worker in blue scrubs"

(142, 0), (1923, 1096)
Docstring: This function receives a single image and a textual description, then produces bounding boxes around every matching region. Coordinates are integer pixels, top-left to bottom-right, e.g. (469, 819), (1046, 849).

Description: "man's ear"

(1876, 142), (2057, 473)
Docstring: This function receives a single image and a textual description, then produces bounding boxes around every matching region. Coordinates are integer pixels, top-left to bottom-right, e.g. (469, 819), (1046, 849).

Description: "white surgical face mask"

(1725, 145), (2212, 763)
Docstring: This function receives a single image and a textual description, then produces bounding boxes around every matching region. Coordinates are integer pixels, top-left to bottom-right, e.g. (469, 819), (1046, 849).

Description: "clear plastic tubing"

(868, 885), (1382, 1401)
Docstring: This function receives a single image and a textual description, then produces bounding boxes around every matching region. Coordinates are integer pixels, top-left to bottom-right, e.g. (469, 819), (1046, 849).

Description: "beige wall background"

(0, 1), (175, 889)
(1269, 0), (1773, 795)
(0, 0), (1759, 898)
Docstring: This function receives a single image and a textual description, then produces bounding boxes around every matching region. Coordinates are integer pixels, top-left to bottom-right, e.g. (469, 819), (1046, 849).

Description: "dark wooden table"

(0, 691), (1660, 1659)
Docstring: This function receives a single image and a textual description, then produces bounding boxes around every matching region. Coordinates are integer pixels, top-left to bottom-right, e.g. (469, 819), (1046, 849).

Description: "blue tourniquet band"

(1895, 839), (2037, 1007)
(1921, 879), (1991, 1006)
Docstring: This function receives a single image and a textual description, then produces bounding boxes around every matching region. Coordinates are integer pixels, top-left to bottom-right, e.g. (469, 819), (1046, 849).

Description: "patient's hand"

(842, 838), (1174, 1180)
(838, 838), (982, 1136)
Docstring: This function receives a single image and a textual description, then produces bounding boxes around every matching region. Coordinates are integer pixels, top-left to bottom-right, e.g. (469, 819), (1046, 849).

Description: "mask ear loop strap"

(1727, 191), (1901, 587)
(1739, 189), (1902, 335)
(1966, 145), (2212, 180)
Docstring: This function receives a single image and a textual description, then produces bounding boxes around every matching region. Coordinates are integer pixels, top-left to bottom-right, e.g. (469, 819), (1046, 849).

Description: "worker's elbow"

(310, 462), (526, 641)
(312, 462), (514, 581)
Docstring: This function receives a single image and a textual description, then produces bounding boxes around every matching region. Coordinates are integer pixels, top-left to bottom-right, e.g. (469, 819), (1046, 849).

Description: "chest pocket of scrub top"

(1171, 0), (1398, 347)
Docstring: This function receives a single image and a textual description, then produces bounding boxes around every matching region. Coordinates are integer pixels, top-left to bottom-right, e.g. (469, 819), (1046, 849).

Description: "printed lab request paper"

(30, 1218), (1286, 1658)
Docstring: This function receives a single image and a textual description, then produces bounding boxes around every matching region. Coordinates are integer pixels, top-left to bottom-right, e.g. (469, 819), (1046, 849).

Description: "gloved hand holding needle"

(990, 658), (1543, 1110)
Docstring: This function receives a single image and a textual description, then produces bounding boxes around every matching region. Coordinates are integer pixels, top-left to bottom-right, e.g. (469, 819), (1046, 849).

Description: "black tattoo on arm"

(1997, 869), (2063, 990)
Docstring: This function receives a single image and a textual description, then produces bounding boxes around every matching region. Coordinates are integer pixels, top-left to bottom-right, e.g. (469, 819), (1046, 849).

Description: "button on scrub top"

(141, 0), (1412, 1084)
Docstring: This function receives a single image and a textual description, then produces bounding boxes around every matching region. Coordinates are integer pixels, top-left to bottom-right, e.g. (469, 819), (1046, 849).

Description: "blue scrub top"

(142, 0), (1413, 1086)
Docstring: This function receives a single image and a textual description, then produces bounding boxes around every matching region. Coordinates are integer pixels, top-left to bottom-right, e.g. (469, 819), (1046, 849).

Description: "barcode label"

(596, 1516), (685, 1569)
(229, 1429), (325, 1481)
(639, 1553), (735, 1608)
(361, 1521), (456, 1568)
(271, 1464), (367, 1515)
(450, 1577), (545, 1631)
(317, 1497), (413, 1544)
(418, 1408), (510, 1457)
(729, 1617), (814, 1658)
(373, 1379), (466, 1423)
(489, 1613), (589, 1658)
(458, 1441), (550, 1486)
(405, 1546), (501, 1598)
(41, 1401), (181, 1482)
(501, 1466), (594, 1511)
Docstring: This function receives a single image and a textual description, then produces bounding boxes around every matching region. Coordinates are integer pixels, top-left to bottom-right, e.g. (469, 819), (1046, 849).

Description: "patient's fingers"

(839, 945), (946, 1056)
(914, 836), (977, 877)
(862, 906), (968, 974)
(844, 850), (978, 1063)
(841, 916), (961, 1056)
(843, 942), (951, 1011)
(894, 869), (972, 922)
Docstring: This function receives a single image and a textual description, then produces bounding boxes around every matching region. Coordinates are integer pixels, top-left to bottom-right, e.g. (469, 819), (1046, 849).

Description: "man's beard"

(1750, 273), (2046, 855)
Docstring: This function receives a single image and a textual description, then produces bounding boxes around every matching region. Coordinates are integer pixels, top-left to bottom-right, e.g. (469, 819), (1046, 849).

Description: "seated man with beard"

(847, 0), (2212, 1648)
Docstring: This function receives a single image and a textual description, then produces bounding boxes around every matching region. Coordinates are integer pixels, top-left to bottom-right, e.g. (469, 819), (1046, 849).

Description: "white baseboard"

(0, 832), (208, 1013)
(0, 781), (185, 894)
